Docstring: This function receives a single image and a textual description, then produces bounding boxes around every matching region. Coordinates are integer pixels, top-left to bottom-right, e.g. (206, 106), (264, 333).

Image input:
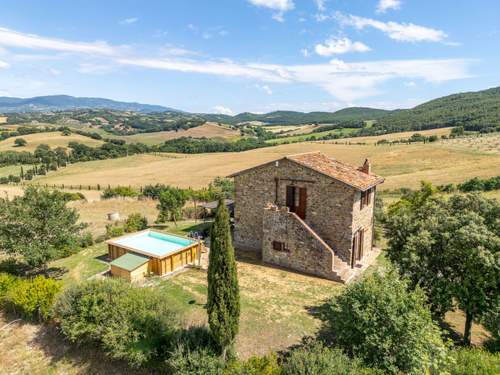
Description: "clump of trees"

(101, 186), (138, 199)
(0, 186), (86, 270)
(157, 187), (188, 225)
(324, 270), (449, 374)
(14, 138), (27, 147)
(384, 187), (500, 345)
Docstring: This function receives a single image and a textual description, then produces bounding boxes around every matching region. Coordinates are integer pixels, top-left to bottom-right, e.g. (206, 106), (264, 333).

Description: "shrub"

(444, 348), (500, 374)
(0, 272), (20, 298)
(106, 223), (125, 239)
(226, 353), (282, 375)
(3, 275), (61, 321)
(282, 342), (381, 375)
(124, 213), (148, 233)
(79, 232), (94, 247)
(164, 344), (225, 375)
(102, 186), (138, 199)
(60, 191), (86, 202)
(324, 271), (449, 374)
(53, 279), (178, 368)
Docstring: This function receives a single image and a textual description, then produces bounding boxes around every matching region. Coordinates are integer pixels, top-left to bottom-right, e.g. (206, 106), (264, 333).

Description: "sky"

(0, 0), (499, 114)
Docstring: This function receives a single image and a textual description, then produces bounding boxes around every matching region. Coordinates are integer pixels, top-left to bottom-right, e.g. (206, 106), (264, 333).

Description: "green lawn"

(267, 127), (358, 144)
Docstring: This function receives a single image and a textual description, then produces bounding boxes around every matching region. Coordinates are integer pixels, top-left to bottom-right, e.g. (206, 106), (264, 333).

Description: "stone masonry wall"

(262, 205), (339, 280)
(233, 158), (357, 262)
(351, 187), (376, 262)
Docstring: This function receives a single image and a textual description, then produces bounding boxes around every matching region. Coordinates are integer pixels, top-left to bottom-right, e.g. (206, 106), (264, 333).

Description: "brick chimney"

(360, 159), (371, 174)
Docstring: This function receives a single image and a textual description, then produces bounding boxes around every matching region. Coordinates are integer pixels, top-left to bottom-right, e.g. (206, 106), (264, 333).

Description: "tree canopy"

(0, 186), (86, 269)
(385, 192), (500, 345)
(324, 271), (448, 374)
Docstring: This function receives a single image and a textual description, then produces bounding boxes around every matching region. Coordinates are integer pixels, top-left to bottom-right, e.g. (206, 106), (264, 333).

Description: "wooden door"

(296, 187), (307, 219)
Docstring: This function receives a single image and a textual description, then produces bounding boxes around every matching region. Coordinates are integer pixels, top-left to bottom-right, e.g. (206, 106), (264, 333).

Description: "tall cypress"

(207, 199), (240, 359)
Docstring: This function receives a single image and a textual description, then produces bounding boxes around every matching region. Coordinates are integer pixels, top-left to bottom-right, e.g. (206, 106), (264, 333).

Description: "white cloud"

(314, 13), (330, 22)
(160, 45), (199, 57)
(255, 84), (273, 95)
(314, 0), (326, 12)
(0, 26), (472, 104)
(376, 0), (401, 13)
(213, 105), (234, 115)
(0, 59), (9, 68)
(337, 13), (447, 42)
(248, 0), (294, 21)
(248, 0), (294, 11)
(315, 37), (371, 56)
(120, 17), (138, 25)
(404, 81), (416, 87)
(0, 27), (122, 55)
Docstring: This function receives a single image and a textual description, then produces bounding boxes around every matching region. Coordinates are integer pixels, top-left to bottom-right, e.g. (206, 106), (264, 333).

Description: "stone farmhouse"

(229, 151), (384, 283)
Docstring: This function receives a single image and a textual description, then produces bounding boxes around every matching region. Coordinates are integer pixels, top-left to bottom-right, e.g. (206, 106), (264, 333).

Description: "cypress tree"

(207, 199), (240, 359)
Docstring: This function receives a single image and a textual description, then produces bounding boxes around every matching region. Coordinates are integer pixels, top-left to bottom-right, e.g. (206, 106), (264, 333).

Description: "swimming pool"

(110, 230), (196, 257)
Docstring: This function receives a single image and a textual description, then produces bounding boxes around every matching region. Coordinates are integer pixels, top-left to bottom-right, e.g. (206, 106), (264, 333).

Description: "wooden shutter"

(351, 233), (358, 268)
(357, 229), (364, 260)
(286, 186), (295, 211)
(296, 187), (307, 219)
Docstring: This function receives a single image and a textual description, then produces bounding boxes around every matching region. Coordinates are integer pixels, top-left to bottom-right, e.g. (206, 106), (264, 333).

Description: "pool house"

(106, 230), (202, 281)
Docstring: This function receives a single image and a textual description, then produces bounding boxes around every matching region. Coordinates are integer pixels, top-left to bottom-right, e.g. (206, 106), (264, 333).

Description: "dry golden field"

(333, 127), (453, 144)
(32, 133), (500, 191)
(70, 198), (159, 237)
(111, 122), (241, 145)
(0, 132), (104, 152)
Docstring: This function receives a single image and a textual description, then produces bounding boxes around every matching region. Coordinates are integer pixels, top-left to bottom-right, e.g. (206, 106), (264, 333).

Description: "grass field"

(31, 133), (500, 191)
(267, 127), (358, 144)
(0, 132), (104, 152)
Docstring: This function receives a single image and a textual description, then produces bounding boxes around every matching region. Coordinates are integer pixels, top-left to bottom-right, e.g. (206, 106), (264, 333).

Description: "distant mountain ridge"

(201, 107), (390, 125)
(0, 95), (179, 113)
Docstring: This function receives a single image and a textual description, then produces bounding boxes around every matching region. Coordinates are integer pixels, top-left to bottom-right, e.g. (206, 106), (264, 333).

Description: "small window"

(272, 241), (289, 252)
(360, 188), (372, 209)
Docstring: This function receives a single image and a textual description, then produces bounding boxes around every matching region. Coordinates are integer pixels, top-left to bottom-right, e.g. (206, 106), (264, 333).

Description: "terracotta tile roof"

(229, 151), (384, 191)
(286, 152), (384, 190)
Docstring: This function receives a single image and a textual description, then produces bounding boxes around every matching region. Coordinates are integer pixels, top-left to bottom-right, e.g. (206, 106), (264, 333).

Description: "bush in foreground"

(0, 273), (61, 321)
(53, 278), (178, 368)
(282, 342), (382, 375)
(324, 271), (449, 374)
(444, 348), (500, 374)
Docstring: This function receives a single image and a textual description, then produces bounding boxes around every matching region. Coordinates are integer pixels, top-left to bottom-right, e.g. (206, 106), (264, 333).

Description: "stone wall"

(262, 205), (340, 280)
(351, 187), (376, 263)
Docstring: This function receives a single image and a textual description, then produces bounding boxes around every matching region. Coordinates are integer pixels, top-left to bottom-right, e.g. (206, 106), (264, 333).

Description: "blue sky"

(0, 0), (499, 114)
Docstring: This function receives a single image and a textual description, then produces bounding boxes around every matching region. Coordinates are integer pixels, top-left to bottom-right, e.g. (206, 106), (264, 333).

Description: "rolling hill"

(201, 107), (389, 125)
(373, 87), (500, 133)
(0, 95), (179, 113)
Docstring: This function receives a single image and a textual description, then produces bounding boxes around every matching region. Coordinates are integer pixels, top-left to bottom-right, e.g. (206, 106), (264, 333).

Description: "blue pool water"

(113, 231), (195, 257)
